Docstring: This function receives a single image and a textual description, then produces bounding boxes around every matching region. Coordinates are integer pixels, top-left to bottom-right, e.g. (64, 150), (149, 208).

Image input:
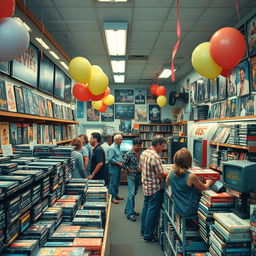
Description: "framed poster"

(209, 78), (218, 102)
(0, 62), (10, 75)
(14, 86), (25, 113)
(227, 70), (237, 98)
(149, 104), (161, 122)
(235, 60), (250, 97)
(190, 81), (197, 105)
(0, 79), (7, 111)
(6, 82), (16, 112)
(32, 93), (40, 116)
(115, 104), (134, 119)
(101, 105), (114, 122)
(87, 101), (99, 121)
(38, 54), (54, 95)
(134, 88), (145, 104)
(135, 105), (147, 122)
(64, 75), (72, 103)
(250, 55), (256, 92)
(238, 24), (248, 59)
(196, 79), (204, 104)
(218, 76), (227, 100)
(202, 78), (210, 102)
(11, 43), (39, 87)
(239, 97), (247, 117)
(246, 95), (254, 116)
(54, 66), (65, 100)
(0, 122), (10, 146)
(146, 89), (157, 103)
(212, 103), (220, 119)
(115, 89), (134, 103)
(77, 101), (84, 118)
(247, 15), (256, 56)
(120, 120), (131, 134)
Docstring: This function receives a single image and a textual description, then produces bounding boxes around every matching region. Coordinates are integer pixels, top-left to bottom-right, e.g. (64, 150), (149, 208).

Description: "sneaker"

(142, 237), (159, 243)
(127, 215), (136, 222)
(134, 211), (140, 216)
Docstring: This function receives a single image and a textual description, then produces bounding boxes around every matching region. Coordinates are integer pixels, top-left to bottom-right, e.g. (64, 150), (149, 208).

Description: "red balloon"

(104, 87), (110, 97)
(0, 0), (15, 18)
(91, 93), (105, 101)
(72, 83), (91, 101)
(210, 27), (246, 70)
(150, 83), (159, 95)
(220, 69), (231, 77)
(156, 86), (167, 96)
(98, 104), (108, 112)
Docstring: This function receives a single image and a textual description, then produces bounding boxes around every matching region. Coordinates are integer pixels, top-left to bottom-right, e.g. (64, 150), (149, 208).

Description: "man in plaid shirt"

(139, 136), (168, 242)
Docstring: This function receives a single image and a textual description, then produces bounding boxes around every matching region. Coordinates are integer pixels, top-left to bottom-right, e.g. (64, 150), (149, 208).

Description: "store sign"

(11, 43), (39, 88)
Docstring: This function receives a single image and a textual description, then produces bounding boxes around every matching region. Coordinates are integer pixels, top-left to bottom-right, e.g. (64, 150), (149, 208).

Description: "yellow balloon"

(191, 42), (221, 79)
(92, 100), (103, 110)
(91, 65), (103, 73)
(103, 94), (115, 105)
(68, 57), (91, 83)
(88, 70), (109, 95)
(157, 95), (167, 107)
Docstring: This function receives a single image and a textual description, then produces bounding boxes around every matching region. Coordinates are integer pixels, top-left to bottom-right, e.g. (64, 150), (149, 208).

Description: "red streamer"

(236, 0), (240, 20)
(171, 0), (181, 82)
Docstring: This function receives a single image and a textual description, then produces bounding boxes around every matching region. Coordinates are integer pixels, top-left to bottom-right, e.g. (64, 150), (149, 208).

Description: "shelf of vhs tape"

(161, 184), (208, 256)
(209, 123), (256, 172)
(0, 144), (111, 256)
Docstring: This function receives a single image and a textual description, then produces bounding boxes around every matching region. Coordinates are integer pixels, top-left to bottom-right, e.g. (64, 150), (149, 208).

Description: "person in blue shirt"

(108, 134), (124, 204)
(79, 134), (92, 176)
(166, 148), (212, 217)
(71, 137), (86, 178)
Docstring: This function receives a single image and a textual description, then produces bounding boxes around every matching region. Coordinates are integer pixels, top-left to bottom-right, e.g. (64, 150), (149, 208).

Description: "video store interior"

(0, 0), (256, 256)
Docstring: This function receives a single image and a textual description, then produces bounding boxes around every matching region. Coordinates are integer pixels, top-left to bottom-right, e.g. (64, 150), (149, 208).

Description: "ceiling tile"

(167, 8), (204, 21)
(28, 7), (62, 21)
(97, 8), (132, 21)
(52, 0), (93, 8)
(199, 8), (235, 22)
(131, 31), (159, 43)
(163, 21), (194, 32)
(135, 0), (174, 8)
(134, 8), (169, 21)
(57, 8), (96, 20)
(65, 21), (99, 32)
(25, 0), (53, 7)
(133, 21), (163, 32)
(179, 0), (212, 8)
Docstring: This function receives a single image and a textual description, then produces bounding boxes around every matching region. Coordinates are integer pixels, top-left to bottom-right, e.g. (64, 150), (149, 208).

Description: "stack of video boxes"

(0, 204), (5, 253)
(209, 212), (251, 255)
(0, 163), (17, 175)
(239, 124), (256, 147)
(86, 186), (108, 202)
(250, 204), (256, 256)
(73, 209), (102, 228)
(40, 206), (63, 230)
(65, 179), (88, 203)
(14, 145), (33, 156)
(198, 191), (234, 243)
(37, 247), (86, 255)
(33, 144), (55, 157)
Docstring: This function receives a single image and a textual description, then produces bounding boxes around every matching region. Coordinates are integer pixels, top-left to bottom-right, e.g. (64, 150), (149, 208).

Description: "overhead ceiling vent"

(128, 55), (148, 61)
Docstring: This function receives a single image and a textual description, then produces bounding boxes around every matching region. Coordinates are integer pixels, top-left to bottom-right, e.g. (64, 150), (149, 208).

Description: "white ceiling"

(24, 0), (256, 85)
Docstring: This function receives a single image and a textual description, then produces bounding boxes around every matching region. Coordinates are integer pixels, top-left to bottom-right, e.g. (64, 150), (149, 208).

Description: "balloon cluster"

(69, 57), (114, 113)
(150, 83), (167, 107)
(192, 27), (246, 79)
(0, 0), (30, 62)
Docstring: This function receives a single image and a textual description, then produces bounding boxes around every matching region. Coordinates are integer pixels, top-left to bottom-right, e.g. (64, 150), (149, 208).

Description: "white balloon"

(0, 17), (30, 62)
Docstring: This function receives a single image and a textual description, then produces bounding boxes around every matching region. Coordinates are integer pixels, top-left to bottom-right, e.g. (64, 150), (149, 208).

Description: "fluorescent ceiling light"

(15, 17), (32, 32)
(49, 51), (60, 60)
(159, 68), (176, 79)
(114, 75), (125, 83)
(104, 22), (127, 56)
(98, 0), (128, 2)
(111, 60), (125, 73)
(35, 37), (49, 50)
(60, 61), (68, 70)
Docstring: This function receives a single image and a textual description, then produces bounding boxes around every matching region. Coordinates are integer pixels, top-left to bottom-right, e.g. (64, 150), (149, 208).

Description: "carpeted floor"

(110, 185), (163, 256)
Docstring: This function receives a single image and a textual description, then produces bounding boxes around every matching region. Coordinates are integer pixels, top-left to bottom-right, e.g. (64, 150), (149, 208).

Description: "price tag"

(2, 144), (13, 157)
(52, 139), (57, 146)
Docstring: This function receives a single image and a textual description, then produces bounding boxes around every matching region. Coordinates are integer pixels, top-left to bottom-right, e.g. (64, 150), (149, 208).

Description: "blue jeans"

(108, 165), (121, 200)
(141, 189), (163, 240)
(125, 175), (140, 216)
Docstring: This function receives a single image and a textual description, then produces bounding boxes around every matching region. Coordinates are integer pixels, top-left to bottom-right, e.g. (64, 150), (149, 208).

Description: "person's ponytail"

(173, 148), (192, 177)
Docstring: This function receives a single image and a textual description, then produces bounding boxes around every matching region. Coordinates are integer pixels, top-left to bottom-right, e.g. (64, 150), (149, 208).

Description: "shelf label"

(52, 139), (57, 146)
(2, 144), (13, 157)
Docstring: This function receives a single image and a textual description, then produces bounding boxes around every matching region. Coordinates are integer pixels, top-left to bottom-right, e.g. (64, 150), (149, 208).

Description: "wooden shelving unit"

(210, 142), (256, 153)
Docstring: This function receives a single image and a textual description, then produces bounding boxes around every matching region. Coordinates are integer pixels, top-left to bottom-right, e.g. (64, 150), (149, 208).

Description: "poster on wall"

(247, 15), (256, 56)
(149, 104), (161, 122)
(250, 55), (256, 92)
(115, 89), (134, 103)
(235, 60), (250, 97)
(238, 24), (248, 59)
(135, 105), (147, 122)
(202, 78), (210, 102)
(134, 88), (145, 104)
(39, 54), (54, 95)
(12, 43), (39, 88)
(77, 101), (84, 118)
(87, 101), (99, 121)
(0, 79), (7, 111)
(54, 66), (65, 100)
(0, 62), (10, 75)
(120, 120), (131, 134)
(209, 78), (218, 102)
(14, 86), (25, 114)
(101, 105), (114, 122)
(6, 82), (17, 112)
(227, 70), (237, 98)
(218, 76), (227, 100)
(64, 75), (72, 103)
(190, 81), (197, 105)
(146, 89), (157, 103)
(197, 79), (204, 104)
(115, 104), (134, 119)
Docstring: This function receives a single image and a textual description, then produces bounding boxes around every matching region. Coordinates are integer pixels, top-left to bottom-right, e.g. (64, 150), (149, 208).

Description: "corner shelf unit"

(210, 142), (256, 153)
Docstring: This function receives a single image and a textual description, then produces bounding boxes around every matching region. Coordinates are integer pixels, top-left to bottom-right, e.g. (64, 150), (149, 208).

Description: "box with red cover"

(188, 169), (220, 183)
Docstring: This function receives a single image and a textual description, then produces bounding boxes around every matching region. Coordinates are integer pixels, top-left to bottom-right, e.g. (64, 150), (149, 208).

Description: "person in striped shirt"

(139, 136), (168, 242)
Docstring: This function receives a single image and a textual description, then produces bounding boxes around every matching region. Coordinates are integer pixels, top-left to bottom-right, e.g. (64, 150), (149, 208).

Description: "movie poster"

(6, 82), (17, 112)
(135, 105), (147, 122)
(0, 79), (7, 111)
(101, 105), (114, 122)
(149, 105), (161, 122)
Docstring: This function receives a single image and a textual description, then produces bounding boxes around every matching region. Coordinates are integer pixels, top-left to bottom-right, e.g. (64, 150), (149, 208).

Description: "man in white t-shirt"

(237, 67), (250, 97)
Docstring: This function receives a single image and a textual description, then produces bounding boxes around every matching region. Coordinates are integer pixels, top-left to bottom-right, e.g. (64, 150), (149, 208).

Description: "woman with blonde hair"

(166, 148), (212, 216)
(71, 137), (86, 178)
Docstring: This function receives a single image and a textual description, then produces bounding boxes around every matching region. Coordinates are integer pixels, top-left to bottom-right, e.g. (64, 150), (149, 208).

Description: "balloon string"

(236, 0), (240, 20)
(171, 0), (181, 82)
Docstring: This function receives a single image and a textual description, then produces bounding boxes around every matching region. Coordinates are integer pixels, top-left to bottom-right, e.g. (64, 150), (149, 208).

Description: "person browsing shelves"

(166, 148), (213, 217)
